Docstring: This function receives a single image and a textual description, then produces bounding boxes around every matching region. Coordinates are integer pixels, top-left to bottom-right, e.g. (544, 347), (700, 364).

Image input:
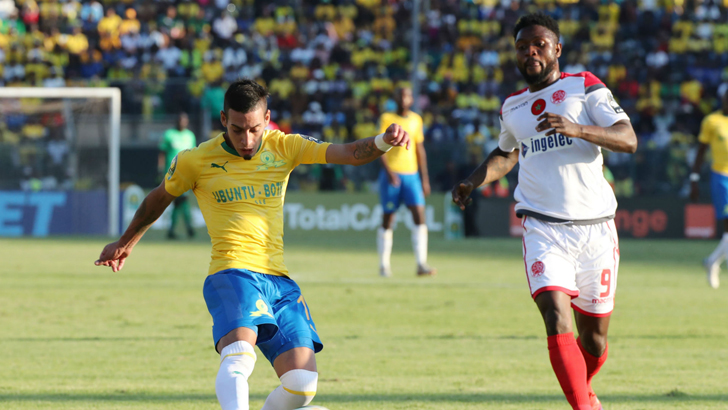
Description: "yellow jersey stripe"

(282, 386), (316, 396)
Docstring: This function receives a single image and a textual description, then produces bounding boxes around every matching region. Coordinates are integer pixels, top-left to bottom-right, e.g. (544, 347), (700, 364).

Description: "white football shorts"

(521, 215), (619, 316)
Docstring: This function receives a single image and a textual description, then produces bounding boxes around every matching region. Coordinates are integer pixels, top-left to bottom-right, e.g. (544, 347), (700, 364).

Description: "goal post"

(0, 87), (122, 236)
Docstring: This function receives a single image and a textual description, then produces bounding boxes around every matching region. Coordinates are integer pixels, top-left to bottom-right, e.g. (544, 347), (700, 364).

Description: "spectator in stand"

(3, 0), (726, 196)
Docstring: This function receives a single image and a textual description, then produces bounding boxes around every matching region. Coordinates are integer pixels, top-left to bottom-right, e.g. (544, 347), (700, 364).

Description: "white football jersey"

(498, 72), (630, 222)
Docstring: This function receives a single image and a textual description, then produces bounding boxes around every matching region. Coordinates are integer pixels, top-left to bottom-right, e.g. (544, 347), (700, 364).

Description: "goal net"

(0, 88), (121, 236)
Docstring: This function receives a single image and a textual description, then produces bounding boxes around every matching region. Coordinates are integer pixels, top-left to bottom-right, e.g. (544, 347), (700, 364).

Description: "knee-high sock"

(377, 227), (393, 270)
(577, 337), (608, 390)
(547, 333), (592, 410)
(411, 224), (428, 267)
(216, 341), (256, 410)
(260, 369), (318, 410)
(707, 232), (728, 266)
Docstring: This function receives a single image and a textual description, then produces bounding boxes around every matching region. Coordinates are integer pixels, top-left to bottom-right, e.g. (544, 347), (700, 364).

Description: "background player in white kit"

(452, 13), (637, 410)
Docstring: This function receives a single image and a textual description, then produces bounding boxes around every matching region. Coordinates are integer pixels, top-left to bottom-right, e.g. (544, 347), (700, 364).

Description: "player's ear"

(220, 110), (227, 128)
(555, 42), (562, 58)
(265, 109), (271, 124)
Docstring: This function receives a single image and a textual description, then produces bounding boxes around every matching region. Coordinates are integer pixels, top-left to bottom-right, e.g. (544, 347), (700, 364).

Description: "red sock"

(577, 337), (608, 389)
(547, 333), (592, 410)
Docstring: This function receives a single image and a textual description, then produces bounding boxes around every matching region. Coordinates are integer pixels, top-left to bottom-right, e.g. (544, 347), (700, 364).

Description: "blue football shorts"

(711, 171), (728, 219)
(202, 268), (323, 364)
(378, 170), (425, 213)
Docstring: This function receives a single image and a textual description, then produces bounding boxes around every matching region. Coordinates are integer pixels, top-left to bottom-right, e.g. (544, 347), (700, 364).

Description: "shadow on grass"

(0, 392), (725, 404)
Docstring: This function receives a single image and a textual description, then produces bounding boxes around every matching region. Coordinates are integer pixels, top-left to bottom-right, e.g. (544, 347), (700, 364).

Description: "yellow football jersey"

(164, 131), (331, 277)
(379, 111), (425, 174)
(698, 111), (728, 175)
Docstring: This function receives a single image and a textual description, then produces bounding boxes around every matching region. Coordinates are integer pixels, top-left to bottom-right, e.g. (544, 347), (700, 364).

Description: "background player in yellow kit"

(377, 86), (435, 278)
(94, 79), (410, 410)
(691, 89), (728, 289)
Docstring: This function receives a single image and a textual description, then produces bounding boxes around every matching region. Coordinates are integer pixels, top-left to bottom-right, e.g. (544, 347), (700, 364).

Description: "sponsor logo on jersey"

(250, 299), (274, 318)
(521, 133), (573, 158)
(211, 161), (228, 172)
(300, 134), (324, 144)
(551, 90), (566, 104)
(592, 296), (614, 304)
(531, 261), (545, 277)
(607, 92), (624, 114)
(531, 99), (546, 115)
(256, 150), (287, 170)
(509, 101), (529, 113)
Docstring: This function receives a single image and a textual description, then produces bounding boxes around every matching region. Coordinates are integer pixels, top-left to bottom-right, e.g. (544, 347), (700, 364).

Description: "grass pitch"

(0, 231), (726, 409)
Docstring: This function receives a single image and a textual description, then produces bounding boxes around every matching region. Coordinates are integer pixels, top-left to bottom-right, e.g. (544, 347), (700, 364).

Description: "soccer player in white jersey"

(452, 14), (636, 410)
(95, 79), (410, 410)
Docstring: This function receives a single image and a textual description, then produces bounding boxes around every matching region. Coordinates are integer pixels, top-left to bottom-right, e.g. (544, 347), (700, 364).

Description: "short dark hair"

(224, 79), (269, 114)
(513, 13), (560, 41)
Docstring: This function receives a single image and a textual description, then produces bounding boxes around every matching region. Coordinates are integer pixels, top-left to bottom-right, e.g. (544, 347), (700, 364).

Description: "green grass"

(0, 231), (727, 409)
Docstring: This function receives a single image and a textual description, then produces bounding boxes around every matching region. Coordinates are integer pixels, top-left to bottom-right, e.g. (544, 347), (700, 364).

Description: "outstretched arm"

(95, 182), (176, 272)
(451, 147), (520, 210)
(325, 124), (410, 166)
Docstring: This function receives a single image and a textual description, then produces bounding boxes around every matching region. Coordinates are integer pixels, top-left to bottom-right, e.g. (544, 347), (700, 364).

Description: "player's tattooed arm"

(95, 183), (176, 272)
(536, 113), (637, 153)
(353, 138), (378, 161)
(325, 124), (410, 166)
(452, 148), (519, 210)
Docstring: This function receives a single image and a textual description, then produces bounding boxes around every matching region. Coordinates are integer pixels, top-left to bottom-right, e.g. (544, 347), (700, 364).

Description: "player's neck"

(396, 108), (410, 117)
(528, 69), (562, 93)
(723, 106), (728, 116)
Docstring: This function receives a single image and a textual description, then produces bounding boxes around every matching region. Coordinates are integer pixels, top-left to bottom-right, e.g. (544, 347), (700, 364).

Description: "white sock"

(216, 341), (256, 410)
(377, 227), (393, 270)
(260, 369), (318, 410)
(708, 232), (728, 266)
(411, 224), (428, 268)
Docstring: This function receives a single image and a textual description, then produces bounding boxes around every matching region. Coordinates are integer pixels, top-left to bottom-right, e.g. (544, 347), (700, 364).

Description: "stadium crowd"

(0, 0), (726, 195)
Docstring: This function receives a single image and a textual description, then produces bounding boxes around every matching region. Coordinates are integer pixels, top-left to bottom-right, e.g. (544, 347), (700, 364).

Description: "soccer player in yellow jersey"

(691, 90), (728, 289)
(377, 86), (436, 277)
(94, 79), (410, 410)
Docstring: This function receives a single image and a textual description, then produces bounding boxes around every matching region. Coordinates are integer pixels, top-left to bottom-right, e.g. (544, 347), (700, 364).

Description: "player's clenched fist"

(95, 241), (132, 272)
(383, 123), (411, 149)
(536, 112), (582, 138)
(451, 180), (474, 210)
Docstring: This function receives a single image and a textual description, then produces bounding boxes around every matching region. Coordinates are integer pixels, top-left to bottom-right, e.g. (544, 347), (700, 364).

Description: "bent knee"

(580, 333), (608, 356)
(281, 369), (318, 406)
(542, 309), (573, 336)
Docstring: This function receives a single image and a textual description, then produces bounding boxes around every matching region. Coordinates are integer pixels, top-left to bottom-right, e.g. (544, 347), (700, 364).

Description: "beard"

(518, 59), (557, 85)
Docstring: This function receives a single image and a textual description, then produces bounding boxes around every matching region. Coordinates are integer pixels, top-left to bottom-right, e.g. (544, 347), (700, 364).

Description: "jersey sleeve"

(497, 116), (519, 152)
(698, 115), (715, 144)
(585, 87), (631, 128)
(164, 149), (198, 196)
(287, 133), (332, 166)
